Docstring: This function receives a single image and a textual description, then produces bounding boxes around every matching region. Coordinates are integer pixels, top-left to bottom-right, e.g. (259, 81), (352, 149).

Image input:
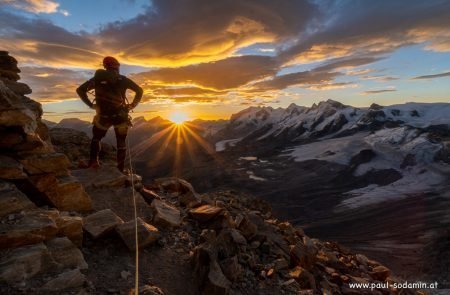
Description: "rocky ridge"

(0, 51), (428, 294)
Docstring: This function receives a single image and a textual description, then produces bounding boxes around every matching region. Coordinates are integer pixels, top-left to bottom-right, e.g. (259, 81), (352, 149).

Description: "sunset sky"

(1, 0), (450, 122)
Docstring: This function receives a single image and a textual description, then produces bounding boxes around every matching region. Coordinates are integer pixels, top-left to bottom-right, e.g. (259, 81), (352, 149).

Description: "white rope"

(126, 134), (139, 295)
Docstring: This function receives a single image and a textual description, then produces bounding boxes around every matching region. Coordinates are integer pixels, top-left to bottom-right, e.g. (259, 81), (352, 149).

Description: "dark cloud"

(0, 10), (100, 67)
(132, 55), (278, 90)
(281, 0), (450, 64)
(1, 0), (449, 105)
(251, 70), (338, 91)
(151, 87), (224, 96)
(362, 89), (396, 95)
(314, 56), (385, 72)
(20, 66), (91, 102)
(98, 0), (320, 66)
(249, 55), (380, 91)
(412, 71), (450, 80)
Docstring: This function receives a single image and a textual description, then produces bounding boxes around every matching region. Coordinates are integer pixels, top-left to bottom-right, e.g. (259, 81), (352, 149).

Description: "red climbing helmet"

(102, 56), (120, 69)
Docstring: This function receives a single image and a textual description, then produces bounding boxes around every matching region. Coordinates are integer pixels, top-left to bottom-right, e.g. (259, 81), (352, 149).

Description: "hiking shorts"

(92, 114), (129, 131)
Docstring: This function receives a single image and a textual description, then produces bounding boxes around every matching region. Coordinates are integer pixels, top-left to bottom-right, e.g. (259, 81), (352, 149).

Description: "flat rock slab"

(19, 152), (69, 176)
(0, 242), (55, 284)
(140, 188), (160, 204)
(56, 215), (83, 247)
(49, 176), (92, 211)
(189, 205), (223, 222)
(151, 199), (181, 228)
(116, 217), (160, 251)
(71, 165), (128, 189)
(87, 187), (153, 222)
(0, 155), (27, 179)
(46, 237), (88, 270)
(0, 209), (59, 249)
(0, 181), (36, 218)
(83, 209), (124, 239)
(41, 268), (86, 291)
(154, 177), (195, 194)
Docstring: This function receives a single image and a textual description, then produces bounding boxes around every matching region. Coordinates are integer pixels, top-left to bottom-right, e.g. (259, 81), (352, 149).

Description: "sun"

(169, 111), (189, 125)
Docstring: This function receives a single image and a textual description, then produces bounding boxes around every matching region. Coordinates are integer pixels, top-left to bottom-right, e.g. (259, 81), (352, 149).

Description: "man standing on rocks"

(76, 56), (143, 173)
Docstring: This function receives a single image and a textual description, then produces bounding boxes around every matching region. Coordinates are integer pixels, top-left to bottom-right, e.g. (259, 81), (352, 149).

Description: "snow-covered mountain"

(214, 100), (450, 207)
(214, 99), (450, 150)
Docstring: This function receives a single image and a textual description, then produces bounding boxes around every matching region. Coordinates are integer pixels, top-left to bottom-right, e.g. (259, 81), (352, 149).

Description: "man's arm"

(76, 79), (95, 108)
(125, 77), (143, 109)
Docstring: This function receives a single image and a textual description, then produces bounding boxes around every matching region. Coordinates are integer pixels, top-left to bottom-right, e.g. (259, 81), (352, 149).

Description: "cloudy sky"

(1, 0), (450, 122)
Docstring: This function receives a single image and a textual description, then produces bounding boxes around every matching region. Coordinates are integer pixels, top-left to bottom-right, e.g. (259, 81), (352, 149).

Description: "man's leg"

(90, 120), (109, 167)
(114, 125), (128, 172)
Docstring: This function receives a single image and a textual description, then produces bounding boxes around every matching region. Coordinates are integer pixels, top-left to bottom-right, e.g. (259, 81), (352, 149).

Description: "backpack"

(94, 69), (125, 115)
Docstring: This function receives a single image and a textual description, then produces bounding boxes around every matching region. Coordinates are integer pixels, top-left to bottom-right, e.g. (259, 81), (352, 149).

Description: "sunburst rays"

(128, 120), (222, 177)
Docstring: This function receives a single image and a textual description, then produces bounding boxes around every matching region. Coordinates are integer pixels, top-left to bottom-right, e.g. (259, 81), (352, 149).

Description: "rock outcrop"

(0, 51), (92, 292)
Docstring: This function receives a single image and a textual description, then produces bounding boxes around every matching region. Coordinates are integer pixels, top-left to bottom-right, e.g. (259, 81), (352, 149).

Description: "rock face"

(0, 52), (92, 213)
(0, 52), (92, 291)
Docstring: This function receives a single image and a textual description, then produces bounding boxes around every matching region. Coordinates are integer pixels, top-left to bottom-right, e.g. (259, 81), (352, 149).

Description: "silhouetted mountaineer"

(76, 56), (143, 172)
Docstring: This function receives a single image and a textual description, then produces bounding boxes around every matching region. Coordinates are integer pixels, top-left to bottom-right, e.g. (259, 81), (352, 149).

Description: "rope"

(126, 134), (139, 295)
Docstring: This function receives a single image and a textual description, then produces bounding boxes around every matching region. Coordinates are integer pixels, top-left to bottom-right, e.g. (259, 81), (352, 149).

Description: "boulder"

(370, 265), (391, 281)
(3, 80), (32, 95)
(274, 258), (289, 271)
(289, 241), (316, 270)
(0, 243), (55, 284)
(0, 209), (59, 249)
(0, 105), (37, 132)
(219, 255), (242, 282)
(229, 228), (247, 246)
(85, 186), (153, 222)
(140, 187), (160, 204)
(46, 237), (88, 270)
(41, 268), (86, 291)
(236, 215), (257, 239)
(0, 130), (24, 149)
(83, 209), (124, 239)
(204, 260), (231, 295)
(179, 192), (201, 208)
(151, 199), (181, 228)
(154, 177), (195, 194)
(189, 205), (223, 222)
(0, 181), (36, 217)
(154, 177), (201, 207)
(19, 153), (70, 176)
(289, 266), (316, 289)
(49, 176), (92, 211)
(71, 165), (128, 189)
(0, 155), (27, 179)
(56, 215), (83, 247)
(116, 217), (160, 251)
(27, 173), (58, 193)
(192, 244), (230, 295)
(49, 127), (116, 166)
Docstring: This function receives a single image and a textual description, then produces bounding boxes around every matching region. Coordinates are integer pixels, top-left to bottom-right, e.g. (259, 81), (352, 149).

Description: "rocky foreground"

(0, 51), (430, 294)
